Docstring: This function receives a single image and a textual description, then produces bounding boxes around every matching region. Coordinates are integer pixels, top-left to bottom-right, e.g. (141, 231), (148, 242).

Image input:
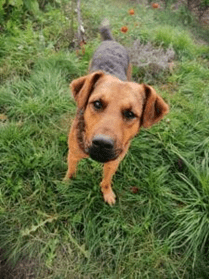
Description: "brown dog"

(64, 21), (169, 205)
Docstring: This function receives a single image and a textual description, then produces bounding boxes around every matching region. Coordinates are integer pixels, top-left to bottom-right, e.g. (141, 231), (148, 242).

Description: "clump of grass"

(0, 52), (87, 121)
(161, 147), (209, 264)
(151, 25), (197, 58)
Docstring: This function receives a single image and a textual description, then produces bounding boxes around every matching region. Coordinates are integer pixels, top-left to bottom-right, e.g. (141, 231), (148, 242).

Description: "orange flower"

(152, 3), (159, 9)
(121, 26), (128, 33)
(128, 9), (135, 15)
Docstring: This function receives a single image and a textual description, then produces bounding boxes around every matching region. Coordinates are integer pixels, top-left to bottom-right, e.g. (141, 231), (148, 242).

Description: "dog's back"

(89, 20), (130, 81)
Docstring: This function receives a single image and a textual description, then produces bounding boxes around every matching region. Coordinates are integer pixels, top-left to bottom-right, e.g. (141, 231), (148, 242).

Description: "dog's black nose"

(89, 135), (116, 162)
(92, 135), (114, 150)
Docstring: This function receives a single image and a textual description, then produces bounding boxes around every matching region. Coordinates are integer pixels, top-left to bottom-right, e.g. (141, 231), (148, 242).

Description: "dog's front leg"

(101, 143), (130, 205)
(100, 160), (120, 205)
(63, 150), (83, 181)
(63, 127), (88, 181)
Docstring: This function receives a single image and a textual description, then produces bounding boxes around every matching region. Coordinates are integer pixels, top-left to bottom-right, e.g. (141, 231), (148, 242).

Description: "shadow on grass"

(0, 249), (38, 279)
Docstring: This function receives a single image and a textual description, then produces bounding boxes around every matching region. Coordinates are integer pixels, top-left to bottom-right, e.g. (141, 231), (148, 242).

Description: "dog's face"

(70, 71), (169, 163)
(84, 76), (145, 162)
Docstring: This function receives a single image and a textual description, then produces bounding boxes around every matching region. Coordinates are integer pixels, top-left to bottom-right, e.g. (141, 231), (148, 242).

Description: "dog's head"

(70, 71), (169, 163)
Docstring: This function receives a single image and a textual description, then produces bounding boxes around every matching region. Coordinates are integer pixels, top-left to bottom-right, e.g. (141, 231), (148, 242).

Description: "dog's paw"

(63, 173), (72, 182)
(63, 171), (75, 182)
(63, 176), (70, 182)
(103, 190), (116, 206)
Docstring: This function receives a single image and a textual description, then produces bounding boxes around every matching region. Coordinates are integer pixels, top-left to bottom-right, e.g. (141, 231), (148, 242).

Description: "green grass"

(0, 0), (209, 278)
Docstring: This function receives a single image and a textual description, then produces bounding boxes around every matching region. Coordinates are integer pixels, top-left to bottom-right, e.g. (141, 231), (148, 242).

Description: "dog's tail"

(99, 19), (114, 41)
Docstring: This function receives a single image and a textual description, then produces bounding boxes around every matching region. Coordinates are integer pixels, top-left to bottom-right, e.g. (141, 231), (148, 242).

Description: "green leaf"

(23, 0), (39, 14)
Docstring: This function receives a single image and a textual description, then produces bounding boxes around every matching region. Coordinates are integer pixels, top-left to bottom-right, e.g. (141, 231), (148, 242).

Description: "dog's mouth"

(88, 146), (117, 163)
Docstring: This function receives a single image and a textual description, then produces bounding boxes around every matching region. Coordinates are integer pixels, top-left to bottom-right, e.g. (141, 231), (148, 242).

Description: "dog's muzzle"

(88, 135), (117, 163)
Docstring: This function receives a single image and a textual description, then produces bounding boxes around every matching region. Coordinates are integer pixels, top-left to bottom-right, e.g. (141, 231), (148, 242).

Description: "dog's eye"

(123, 110), (136, 120)
(93, 100), (103, 110)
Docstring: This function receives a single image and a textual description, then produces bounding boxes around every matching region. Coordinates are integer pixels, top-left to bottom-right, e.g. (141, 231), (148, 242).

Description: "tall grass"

(0, 0), (209, 278)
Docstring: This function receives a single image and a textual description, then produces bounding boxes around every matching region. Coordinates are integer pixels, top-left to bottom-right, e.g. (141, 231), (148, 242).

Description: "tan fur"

(64, 70), (169, 205)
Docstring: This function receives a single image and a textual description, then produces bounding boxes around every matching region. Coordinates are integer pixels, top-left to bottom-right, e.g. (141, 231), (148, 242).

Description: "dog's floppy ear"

(141, 84), (169, 128)
(70, 71), (104, 109)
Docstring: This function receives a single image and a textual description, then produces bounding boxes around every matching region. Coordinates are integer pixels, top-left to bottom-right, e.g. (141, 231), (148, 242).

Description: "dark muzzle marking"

(89, 134), (116, 163)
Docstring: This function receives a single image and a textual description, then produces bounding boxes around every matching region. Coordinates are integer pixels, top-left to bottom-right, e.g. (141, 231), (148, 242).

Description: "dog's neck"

(76, 109), (88, 155)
